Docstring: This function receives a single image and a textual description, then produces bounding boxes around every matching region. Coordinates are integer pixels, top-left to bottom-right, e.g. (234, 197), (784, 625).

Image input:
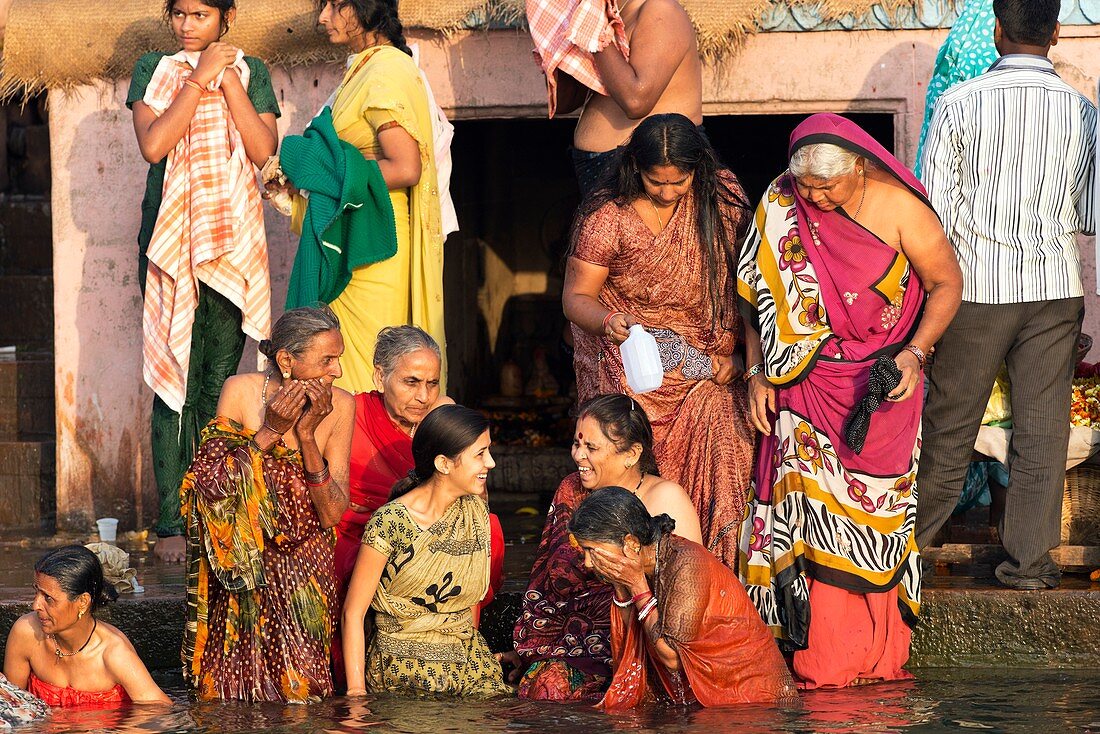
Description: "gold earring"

(625, 462), (634, 469)
(282, 370), (291, 379)
(78, 609), (85, 619)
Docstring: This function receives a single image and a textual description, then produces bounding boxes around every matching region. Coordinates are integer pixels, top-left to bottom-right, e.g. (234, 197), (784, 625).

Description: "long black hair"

(570, 114), (750, 339)
(34, 545), (118, 613)
(577, 394), (659, 475)
(569, 486), (676, 546)
(320, 0), (412, 56)
(390, 404), (490, 498)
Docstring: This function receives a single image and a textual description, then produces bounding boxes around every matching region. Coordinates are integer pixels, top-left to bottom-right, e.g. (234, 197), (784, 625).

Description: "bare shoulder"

(332, 386), (355, 414)
(433, 395), (455, 409)
(99, 622), (140, 662)
(8, 613), (41, 643)
(639, 0), (691, 25)
(644, 478), (693, 508)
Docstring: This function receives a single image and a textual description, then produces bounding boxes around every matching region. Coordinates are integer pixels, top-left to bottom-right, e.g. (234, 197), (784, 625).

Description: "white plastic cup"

(96, 517), (119, 544)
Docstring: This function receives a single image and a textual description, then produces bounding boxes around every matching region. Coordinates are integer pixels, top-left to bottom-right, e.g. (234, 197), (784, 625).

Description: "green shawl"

(282, 106), (397, 308)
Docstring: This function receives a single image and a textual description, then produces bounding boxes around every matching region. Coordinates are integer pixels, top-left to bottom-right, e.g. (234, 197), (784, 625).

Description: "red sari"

(599, 535), (797, 709)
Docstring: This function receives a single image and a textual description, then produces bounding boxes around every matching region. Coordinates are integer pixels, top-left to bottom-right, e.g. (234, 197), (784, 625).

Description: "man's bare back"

(572, 0), (702, 153)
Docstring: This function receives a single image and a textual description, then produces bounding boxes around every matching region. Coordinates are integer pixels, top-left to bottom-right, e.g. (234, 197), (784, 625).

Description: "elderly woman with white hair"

(736, 114), (961, 688)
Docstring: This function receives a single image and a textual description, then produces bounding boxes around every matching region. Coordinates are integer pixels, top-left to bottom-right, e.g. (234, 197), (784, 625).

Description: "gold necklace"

(51, 618), (96, 660)
(646, 196), (667, 231)
(852, 171), (868, 220)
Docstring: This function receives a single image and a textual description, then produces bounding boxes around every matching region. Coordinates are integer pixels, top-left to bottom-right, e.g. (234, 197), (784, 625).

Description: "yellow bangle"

(183, 78), (205, 93)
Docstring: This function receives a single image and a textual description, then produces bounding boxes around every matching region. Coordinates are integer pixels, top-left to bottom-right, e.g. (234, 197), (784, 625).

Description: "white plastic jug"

(620, 325), (663, 394)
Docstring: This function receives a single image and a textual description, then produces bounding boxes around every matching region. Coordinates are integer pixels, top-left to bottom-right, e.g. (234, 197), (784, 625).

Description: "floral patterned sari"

(181, 418), (335, 703)
(736, 114), (927, 687)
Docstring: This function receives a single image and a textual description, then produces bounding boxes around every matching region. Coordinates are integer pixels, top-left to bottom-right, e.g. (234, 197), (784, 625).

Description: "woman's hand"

(589, 547), (648, 595)
(263, 179), (299, 199)
(710, 354), (740, 385)
(605, 312), (637, 345)
(295, 378), (334, 440)
(493, 650), (525, 685)
(748, 374), (776, 435)
(888, 350), (921, 402)
(191, 42), (239, 87)
(263, 379), (308, 435)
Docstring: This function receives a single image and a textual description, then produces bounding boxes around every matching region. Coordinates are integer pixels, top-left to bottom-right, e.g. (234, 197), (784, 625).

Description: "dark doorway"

(444, 112), (896, 407)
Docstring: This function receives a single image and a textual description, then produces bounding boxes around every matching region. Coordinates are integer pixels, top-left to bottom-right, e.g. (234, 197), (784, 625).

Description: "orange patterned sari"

(599, 535), (797, 709)
(571, 172), (753, 567)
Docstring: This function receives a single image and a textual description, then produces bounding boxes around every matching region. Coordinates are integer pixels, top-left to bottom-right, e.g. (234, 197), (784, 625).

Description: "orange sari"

(599, 535), (797, 709)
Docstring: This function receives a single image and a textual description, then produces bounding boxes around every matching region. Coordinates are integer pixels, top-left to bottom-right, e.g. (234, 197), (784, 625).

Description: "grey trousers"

(915, 297), (1083, 586)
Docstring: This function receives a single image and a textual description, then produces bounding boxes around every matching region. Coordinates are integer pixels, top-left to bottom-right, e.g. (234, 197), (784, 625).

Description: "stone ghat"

(1, 570), (1098, 672)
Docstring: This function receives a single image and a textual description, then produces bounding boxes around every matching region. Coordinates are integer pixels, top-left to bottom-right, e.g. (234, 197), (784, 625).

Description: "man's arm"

(1076, 100), (1096, 236)
(591, 0), (693, 119)
(919, 99), (963, 243)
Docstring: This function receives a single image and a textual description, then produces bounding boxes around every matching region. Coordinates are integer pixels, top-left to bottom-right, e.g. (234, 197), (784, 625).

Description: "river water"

(20, 668), (1100, 734)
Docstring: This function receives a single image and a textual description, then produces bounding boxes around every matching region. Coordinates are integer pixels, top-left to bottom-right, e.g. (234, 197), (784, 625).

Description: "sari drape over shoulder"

(513, 473), (613, 701)
(599, 535), (797, 709)
(361, 495), (510, 697)
(571, 172), (754, 566)
(181, 418), (336, 703)
(736, 114), (926, 687)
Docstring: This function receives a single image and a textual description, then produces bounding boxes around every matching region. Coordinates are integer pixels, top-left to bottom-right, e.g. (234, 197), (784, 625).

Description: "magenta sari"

(736, 114), (927, 687)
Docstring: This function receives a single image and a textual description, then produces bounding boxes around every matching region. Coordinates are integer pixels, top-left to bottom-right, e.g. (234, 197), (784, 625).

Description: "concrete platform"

(2, 531), (1098, 673)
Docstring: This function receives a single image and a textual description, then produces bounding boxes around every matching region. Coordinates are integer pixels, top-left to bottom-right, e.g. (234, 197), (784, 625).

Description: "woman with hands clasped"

(180, 306), (353, 702)
(129, 0), (281, 563)
(569, 487), (797, 709)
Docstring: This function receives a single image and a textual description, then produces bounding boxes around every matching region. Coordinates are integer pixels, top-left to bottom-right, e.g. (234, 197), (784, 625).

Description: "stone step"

(0, 275), (52, 349)
(0, 440), (55, 531)
(1, 582), (1097, 673)
(0, 198), (51, 275)
(488, 446), (574, 496)
(0, 355), (54, 441)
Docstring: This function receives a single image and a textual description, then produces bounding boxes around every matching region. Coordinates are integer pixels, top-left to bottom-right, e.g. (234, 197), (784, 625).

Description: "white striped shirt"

(921, 54), (1096, 304)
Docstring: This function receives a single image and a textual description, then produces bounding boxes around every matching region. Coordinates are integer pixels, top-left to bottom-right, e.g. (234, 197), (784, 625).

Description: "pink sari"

(736, 114), (927, 687)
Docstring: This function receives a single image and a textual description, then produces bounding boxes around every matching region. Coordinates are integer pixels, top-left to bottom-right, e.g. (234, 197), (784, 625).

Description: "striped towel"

(526, 0), (629, 117)
(141, 51), (271, 413)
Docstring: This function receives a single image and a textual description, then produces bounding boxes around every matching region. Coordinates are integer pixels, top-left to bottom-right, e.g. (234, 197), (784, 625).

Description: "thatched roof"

(0, 0), (917, 97)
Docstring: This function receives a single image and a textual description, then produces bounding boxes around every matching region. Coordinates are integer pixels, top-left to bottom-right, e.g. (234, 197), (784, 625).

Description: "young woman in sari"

(342, 405), (511, 698)
(562, 113), (753, 568)
(569, 487), (797, 708)
(509, 393), (701, 701)
(4, 546), (170, 707)
(273, 0), (445, 394)
(737, 113), (962, 688)
(331, 326), (502, 684)
(129, 0), (280, 563)
(180, 306), (354, 702)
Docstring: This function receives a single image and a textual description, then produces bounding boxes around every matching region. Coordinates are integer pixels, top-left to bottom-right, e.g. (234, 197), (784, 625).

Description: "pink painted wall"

(48, 27), (1100, 530)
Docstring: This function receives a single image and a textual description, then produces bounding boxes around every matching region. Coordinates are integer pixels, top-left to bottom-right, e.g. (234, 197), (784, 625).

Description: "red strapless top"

(28, 673), (131, 708)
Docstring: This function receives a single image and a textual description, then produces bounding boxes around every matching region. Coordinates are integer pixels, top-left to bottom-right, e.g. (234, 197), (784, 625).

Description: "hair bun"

(652, 513), (676, 537)
(99, 583), (119, 606)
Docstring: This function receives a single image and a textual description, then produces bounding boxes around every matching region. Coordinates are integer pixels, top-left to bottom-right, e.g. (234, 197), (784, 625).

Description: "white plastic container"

(96, 517), (119, 544)
(620, 325), (664, 394)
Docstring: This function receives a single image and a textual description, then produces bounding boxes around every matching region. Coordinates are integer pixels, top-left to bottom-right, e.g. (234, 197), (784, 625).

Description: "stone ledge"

(2, 585), (1098, 672)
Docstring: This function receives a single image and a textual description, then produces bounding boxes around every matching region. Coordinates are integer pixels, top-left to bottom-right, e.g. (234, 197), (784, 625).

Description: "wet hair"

(319, 0), (412, 56)
(993, 0), (1060, 47)
(373, 325), (441, 377)
(164, 0), (236, 37)
(789, 142), (860, 180)
(258, 305), (341, 362)
(569, 486), (676, 546)
(577, 394), (659, 475)
(572, 113), (749, 338)
(390, 404), (490, 498)
(34, 545), (118, 613)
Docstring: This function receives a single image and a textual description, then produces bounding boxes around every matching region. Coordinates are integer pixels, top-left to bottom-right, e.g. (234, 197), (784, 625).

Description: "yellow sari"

(361, 495), (510, 697)
(296, 45), (445, 392)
